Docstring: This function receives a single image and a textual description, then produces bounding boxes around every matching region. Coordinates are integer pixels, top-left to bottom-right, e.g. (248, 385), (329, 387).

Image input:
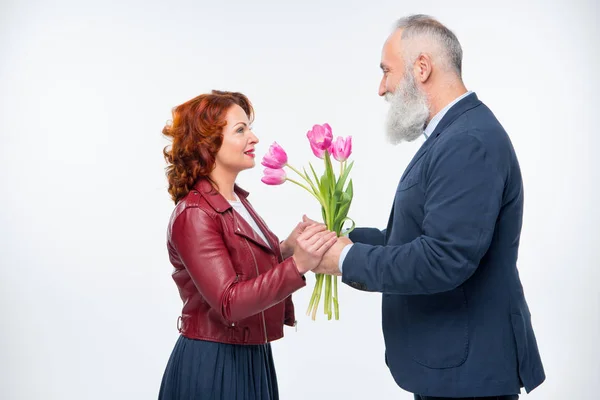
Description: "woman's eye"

(237, 127), (244, 133)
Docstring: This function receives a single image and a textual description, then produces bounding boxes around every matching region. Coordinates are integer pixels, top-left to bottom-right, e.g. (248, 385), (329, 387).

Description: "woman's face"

(214, 104), (259, 174)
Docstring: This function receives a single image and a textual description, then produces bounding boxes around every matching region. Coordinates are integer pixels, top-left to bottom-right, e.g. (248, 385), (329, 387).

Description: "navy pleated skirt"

(159, 335), (279, 400)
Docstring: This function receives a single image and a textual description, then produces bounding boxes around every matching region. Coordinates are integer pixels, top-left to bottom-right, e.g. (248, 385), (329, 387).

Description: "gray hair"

(394, 14), (463, 77)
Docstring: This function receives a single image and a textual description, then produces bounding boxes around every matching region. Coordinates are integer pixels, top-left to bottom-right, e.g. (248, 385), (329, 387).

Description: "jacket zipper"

(244, 237), (268, 343)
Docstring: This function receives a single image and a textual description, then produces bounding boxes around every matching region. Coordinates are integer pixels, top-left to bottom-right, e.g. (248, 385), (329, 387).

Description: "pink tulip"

(329, 136), (352, 162)
(309, 141), (326, 159)
(261, 142), (288, 169)
(306, 123), (333, 159)
(261, 168), (287, 185)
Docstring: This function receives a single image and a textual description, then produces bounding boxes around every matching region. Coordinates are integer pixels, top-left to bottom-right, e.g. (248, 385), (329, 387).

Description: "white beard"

(385, 70), (430, 144)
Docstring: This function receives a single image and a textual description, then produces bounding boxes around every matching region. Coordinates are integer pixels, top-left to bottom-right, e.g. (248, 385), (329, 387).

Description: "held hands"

(301, 215), (353, 276)
(292, 224), (338, 275)
(280, 215), (326, 258)
(312, 236), (352, 276)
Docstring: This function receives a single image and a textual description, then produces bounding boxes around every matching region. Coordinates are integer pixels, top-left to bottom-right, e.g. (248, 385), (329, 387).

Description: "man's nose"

(378, 78), (387, 97)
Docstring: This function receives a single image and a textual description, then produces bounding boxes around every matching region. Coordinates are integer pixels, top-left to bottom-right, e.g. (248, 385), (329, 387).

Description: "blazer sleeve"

(171, 207), (306, 323)
(349, 227), (387, 246)
(342, 133), (504, 294)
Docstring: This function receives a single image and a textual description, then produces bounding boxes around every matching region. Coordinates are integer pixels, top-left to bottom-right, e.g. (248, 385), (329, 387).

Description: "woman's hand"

(280, 215), (326, 258)
(292, 224), (338, 275)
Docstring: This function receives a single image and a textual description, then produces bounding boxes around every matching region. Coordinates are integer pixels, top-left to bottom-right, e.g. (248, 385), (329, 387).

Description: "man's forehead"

(384, 29), (404, 51)
(381, 33), (403, 66)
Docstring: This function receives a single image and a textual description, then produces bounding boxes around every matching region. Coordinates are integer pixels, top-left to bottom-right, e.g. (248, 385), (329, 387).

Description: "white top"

(228, 195), (270, 248)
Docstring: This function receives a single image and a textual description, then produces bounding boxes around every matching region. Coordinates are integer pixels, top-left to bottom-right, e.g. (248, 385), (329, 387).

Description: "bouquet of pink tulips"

(261, 123), (354, 320)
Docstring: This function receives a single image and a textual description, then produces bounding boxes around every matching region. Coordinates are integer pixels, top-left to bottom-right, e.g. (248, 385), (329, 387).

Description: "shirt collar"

(423, 90), (473, 139)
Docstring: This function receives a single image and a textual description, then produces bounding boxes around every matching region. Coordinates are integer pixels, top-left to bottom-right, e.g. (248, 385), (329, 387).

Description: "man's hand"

(313, 236), (353, 276)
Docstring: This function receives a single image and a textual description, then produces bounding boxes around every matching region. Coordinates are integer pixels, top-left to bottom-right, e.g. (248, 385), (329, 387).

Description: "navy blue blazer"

(343, 93), (545, 397)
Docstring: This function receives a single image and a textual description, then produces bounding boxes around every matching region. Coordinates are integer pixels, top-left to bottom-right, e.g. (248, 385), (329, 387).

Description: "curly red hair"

(163, 90), (254, 203)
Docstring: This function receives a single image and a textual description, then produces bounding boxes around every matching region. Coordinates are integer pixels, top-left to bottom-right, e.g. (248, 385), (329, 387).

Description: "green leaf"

(319, 173), (330, 197)
(333, 201), (351, 232)
(335, 160), (354, 193)
(345, 179), (354, 199)
(303, 167), (319, 193)
(339, 217), (356, 236)
(341, 191), (351, 204)
(332, 180), (354, 233)
(330, 189), (343, 224)
(308, 162), (320, 186)
(332, 189), (344, 204)
(324, 151), (336, 193)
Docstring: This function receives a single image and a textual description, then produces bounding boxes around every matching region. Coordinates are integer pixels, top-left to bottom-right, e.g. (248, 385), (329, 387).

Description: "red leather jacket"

(167, 178), (305, 345)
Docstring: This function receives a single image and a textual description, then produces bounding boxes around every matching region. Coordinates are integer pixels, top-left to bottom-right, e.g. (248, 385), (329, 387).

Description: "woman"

(159, 90), (336, 400)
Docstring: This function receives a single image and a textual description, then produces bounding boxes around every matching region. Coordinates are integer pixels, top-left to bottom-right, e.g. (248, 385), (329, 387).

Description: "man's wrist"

(338, 244), (353, 274)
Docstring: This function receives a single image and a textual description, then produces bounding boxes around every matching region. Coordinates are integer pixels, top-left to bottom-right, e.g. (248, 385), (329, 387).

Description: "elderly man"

(313, 15), (545, 400)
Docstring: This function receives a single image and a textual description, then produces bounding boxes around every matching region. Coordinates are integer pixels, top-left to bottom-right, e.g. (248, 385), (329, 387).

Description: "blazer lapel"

(387, 93), (483, 241)
(399, 92), (482, 182)
(399, 135), (436, 182)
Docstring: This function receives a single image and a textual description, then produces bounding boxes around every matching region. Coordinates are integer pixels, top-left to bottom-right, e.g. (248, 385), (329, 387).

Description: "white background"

(1, 0), (598, 399)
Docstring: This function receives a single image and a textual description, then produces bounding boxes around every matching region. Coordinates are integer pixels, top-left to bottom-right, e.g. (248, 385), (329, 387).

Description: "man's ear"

(413, 53), (433, 83)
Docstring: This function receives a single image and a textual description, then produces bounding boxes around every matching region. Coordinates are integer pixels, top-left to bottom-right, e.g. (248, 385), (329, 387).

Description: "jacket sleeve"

(284, 295), (296, 326)
(342, 133), (504, 295)
(171, 207), (306, 323)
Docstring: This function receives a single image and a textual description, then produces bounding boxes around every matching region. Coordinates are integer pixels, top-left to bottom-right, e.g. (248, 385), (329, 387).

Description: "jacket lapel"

(193, 179), (277, 255)
(232, 212), (274, 253)
(236, 186), (279, 256)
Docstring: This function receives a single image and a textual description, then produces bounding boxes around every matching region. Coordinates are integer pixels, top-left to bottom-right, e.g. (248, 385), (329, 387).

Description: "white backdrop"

(1, 0), (598, 399)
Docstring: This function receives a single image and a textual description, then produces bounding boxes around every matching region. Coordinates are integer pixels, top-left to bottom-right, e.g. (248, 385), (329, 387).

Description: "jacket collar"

(193, 178), (249, 214)
(193, 178), (277, 254)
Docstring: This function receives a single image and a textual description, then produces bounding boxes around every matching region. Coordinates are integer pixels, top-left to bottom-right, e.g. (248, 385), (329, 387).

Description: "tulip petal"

(261, 168), (287, 185)
(261, 142), (288, 169)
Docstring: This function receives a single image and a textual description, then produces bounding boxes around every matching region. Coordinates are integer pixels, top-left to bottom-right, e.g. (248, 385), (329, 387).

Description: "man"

(313, 15), (545, 400)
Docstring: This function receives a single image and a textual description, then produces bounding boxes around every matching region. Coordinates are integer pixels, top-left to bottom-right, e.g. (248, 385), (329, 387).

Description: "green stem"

(324, 151), (335, 194)
(285, 168), (329, 218)
(324, 274), (329, 315)
(286, 178), (325, 206)
(306, 280), (318, 316)
(307, 274), (317, 316)
(334, 275), (339, 320)
(286, 164), (317, 190)
(302, 167), (321, 196)
(326, 274), (332, 319)
(311, 274), (325, 320)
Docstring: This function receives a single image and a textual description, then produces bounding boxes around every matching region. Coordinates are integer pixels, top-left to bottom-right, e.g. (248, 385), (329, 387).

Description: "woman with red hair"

(159, 90), (336, 399)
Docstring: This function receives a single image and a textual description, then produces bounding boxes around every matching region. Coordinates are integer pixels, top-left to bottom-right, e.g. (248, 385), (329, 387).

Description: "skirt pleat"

(159, 335), (279, 400)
